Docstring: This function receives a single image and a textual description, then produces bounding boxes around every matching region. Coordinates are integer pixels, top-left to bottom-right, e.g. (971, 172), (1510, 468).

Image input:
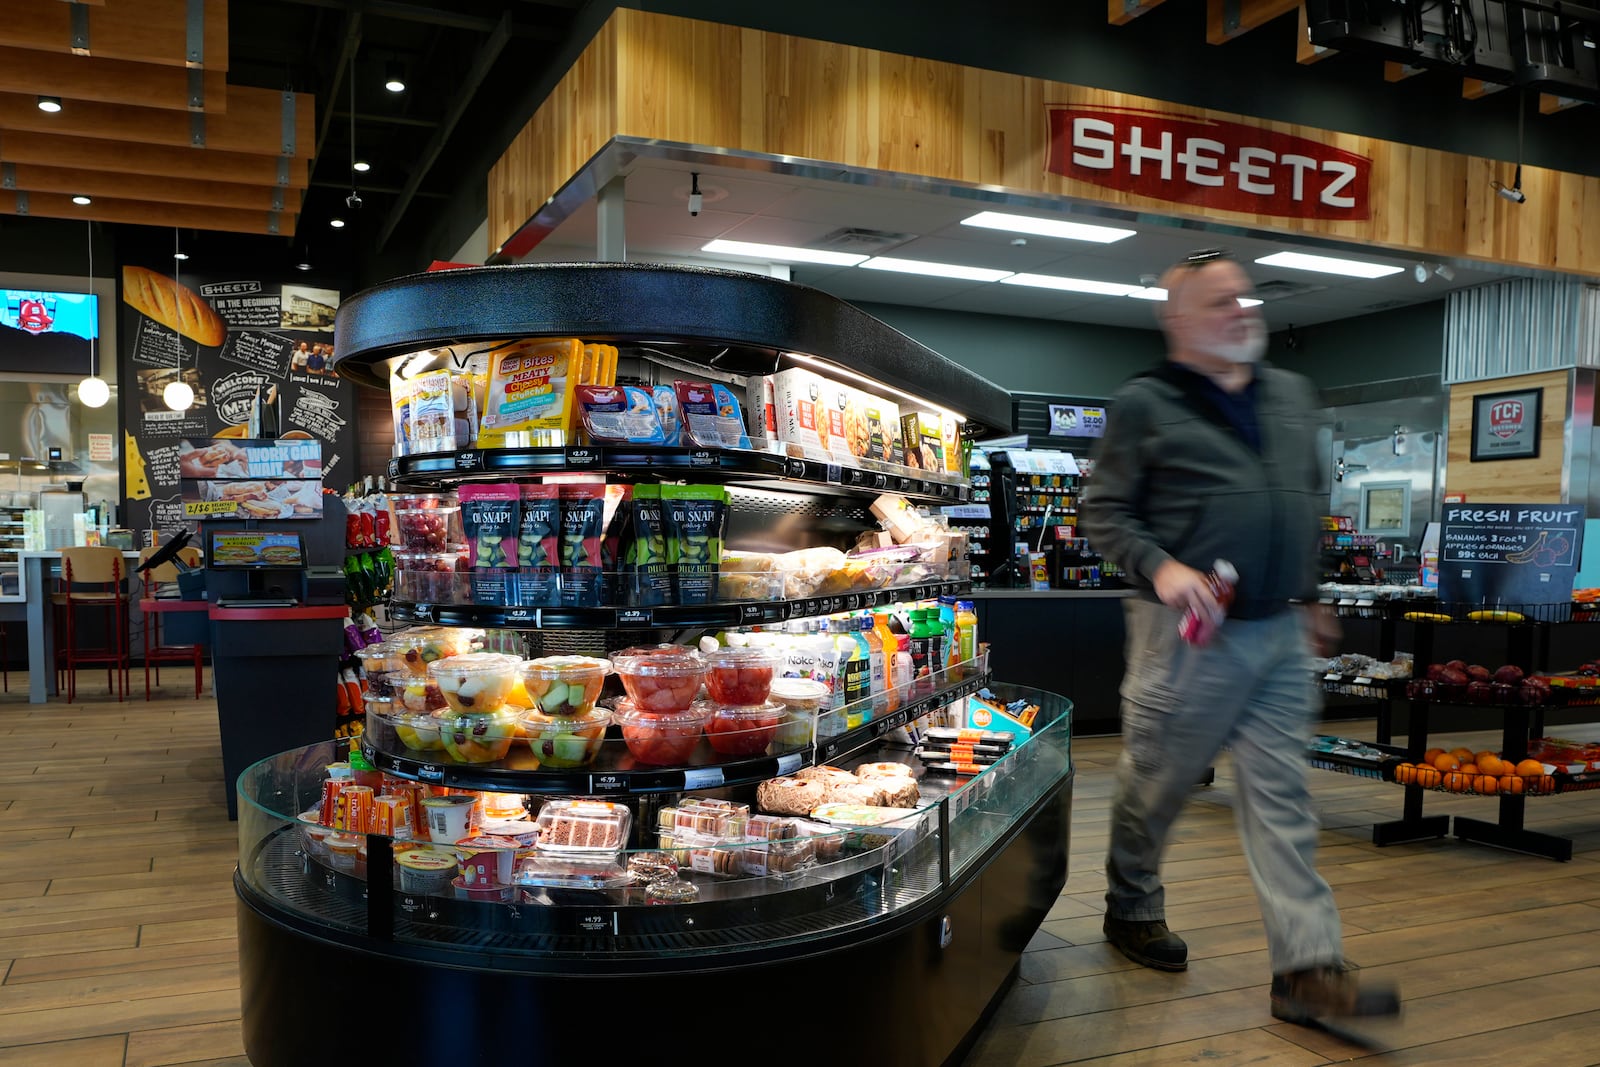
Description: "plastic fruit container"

(394, 546), (470, 602)
(430, 652), (523, 713)
(521, 656), (612, 717)
(703, 647), (779, 705)
(613, 699), (709, 765)
(390, 493), (461, 551)
(355, 642), (407, 686)
(437, 707), (520, 763)
(611, 645), (707, 714)
(397, 675), (448, 713)
(391, 711), (446, 752)
(705, 700), (785, 757)
(770, 678), (829, 747)
(392, 626), (484, 674)
(521, 707), (611, 768)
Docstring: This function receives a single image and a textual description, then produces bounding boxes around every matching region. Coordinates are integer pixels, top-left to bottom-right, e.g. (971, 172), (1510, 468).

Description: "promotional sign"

(1438, 503), (1584, 608)
(1470, 387), (1543, 461)
(1045, 105), (1372, 220)
(208, 529), (307, 568)
(178, 437), (324, 520)
(119, 266), (351, 543)
(1047, 404), (1106, 438)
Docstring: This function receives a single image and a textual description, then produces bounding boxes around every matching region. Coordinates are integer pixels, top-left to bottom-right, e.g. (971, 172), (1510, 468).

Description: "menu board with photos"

(178, 437), (324, 520)
(119, 267), (353, 543)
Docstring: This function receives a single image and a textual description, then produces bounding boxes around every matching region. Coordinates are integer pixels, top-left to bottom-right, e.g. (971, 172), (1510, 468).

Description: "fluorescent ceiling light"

(700, 239), (866, 267)
(1254, 251), (1403, 279)
(858, 257), (1013, 283)
(1125, 287), (1261, 307)
(1238, 297), (1264, 307)
(961, 211), (1135, 244)
(1002, 273), (1140, 297)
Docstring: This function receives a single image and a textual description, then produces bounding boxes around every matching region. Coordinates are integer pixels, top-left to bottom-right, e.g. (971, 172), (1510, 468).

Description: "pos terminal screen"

(208, 530), (307, 569)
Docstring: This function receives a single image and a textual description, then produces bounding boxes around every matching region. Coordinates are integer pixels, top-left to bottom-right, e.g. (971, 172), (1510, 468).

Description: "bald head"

(1156, 258), (1265, 370)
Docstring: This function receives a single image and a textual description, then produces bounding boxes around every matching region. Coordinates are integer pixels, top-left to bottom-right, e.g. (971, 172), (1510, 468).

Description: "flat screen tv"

(0, 289), (97, 375)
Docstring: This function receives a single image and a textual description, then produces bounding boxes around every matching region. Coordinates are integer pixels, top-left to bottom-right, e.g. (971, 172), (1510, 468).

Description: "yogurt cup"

(395, 846), (457, 894)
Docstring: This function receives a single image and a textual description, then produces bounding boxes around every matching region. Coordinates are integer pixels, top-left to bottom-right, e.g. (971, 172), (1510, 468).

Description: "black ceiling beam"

(333, 110), (439, 128)
(313, 12), (364, 177)
(311, 179), (451, 199)
(377, 10), (512, 252)
(272, 0), (564, 40)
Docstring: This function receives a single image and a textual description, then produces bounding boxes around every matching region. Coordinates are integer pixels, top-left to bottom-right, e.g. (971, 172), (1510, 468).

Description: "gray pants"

(1106, 597), (1343, 974)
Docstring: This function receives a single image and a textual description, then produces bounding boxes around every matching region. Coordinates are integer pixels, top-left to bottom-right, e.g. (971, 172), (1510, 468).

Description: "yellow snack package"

(478, 338), (584, 448)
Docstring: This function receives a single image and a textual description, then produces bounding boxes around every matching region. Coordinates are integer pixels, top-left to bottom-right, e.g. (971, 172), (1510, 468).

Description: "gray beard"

(1199, 319), (1267, 364)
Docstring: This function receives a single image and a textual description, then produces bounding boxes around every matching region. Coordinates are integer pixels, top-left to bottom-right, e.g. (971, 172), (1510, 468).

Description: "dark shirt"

(1165, 362), (1261, 453)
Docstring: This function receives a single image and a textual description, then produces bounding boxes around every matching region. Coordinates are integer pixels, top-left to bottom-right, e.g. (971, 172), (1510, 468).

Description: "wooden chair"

(139, 546), (206, 700)
(51, 547), (131, 702)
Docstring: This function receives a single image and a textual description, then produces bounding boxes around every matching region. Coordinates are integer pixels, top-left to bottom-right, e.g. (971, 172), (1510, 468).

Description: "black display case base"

(1371, 814), (1451, 846)
(1452, 816), (1573, 861)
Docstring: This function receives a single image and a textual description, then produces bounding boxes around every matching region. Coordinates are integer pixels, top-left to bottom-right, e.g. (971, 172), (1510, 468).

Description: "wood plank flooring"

(4, 671), (1600, 1065)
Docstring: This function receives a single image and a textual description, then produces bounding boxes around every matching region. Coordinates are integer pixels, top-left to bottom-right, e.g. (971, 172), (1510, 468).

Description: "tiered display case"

(234, 264), (1073, 1066)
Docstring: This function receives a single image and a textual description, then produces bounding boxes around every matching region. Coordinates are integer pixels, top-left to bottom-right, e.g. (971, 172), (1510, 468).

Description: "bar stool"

(51, 546), (131, 702)
(140, 546), (205, 700)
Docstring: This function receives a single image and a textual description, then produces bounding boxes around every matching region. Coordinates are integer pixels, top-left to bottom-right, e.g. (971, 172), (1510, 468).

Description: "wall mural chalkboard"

(119, 267), (354, 544)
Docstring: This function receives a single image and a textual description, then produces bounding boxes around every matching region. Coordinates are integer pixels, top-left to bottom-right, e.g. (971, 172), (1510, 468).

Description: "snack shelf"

(361, 669), (992, 794)
(387, 445), (970, 504)
(388, 578), (973, 630)
(1318, 673), (1408, 700)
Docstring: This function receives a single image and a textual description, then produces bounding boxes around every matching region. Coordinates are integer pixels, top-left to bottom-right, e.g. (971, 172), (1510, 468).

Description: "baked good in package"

(756, 776), (826, 816)
(533, 800), (631, 852)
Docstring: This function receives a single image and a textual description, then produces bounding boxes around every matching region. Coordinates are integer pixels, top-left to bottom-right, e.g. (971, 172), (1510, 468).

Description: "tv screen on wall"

(0, 289), (97, 375)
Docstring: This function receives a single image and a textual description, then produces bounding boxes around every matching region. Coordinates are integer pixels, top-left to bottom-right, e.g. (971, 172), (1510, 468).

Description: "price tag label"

(411, 604), (434, 621)
(822, 597), (839, 614)
(590, 773), (625, 793)
(1337, 598), (1357, 606)
(689, 449), (715, 468)
(416, 764), (444, 782)
(938, 484), (952, 498)
(386, 459), (399, 480)
(821, 741), (841, 761)
(741, 604), (764, 620)
(1324, 672), (1341, 681)
(872, 473), (888, 489)
(825, 464), (842, 484)
(683, 767), (725, 790)
(844, 595), (861, 611)
(786, 459), (807, 478)
(456, 451), (478, 471)
(566, 447), (599, 467)
(896, 477), (913, 493)
(616, 608), (652, 627)
(506, 608), (533, 623)
(577, 912), (615, 934)
(1353, 676), (1373, 686)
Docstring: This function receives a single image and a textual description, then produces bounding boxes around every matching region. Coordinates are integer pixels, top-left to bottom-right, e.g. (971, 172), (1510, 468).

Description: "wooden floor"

(4, 672), (1600, 1066)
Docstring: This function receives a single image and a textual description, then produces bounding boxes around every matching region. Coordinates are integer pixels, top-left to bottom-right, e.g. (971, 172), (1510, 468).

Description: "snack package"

(674, 381), (752, 450)
(389, 374), (415, 457)
(623, 485), (672, 607)
(940, 412), (962, 475)
(575, 385), (668, 445)
(662, 485), (729, 605)
(601, 484), (633, 604)
(459, 483), (520, 605)
(478, 338), (584, 448)
(652, 385), (682, 447)
(770, 367), (835, 458)
(516, 484), (561, 607)
(901, 412), (944, 472)
(407, 370), (456, 454)
(458, 349), (490, 448)
(558, 483), (608, 607)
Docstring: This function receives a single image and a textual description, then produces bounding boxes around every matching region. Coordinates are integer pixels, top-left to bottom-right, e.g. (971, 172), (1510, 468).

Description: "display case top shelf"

(362, 670), (991, 794)
(329, 262), (1012, 434)
(387, 445), (969, 504)
(390, 578), (973, 630)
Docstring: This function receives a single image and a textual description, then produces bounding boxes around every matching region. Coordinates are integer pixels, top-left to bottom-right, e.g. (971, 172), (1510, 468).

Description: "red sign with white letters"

(1045, 106), (1372, 220)
(1489, 399), (1525, 439)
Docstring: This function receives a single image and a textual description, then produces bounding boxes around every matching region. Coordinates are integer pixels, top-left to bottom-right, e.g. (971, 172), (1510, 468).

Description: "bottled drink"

(954, 600), (978, 677)
(1178, 560), (1238, 646)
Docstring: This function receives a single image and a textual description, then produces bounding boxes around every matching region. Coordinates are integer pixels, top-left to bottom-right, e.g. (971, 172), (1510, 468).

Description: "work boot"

(1103, 916), (1188, 971)
(1270, 963), (1400, 1024)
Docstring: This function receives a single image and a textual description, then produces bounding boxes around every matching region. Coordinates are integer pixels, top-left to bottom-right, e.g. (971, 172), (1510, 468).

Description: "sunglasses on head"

(1183, 248), (1233, 267)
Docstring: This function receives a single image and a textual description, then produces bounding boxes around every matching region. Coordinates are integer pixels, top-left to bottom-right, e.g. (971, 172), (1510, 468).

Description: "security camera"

(346, 191), (363, 211)
(1496, 184), (1526, 204)
(1138, 273), (1159, 288)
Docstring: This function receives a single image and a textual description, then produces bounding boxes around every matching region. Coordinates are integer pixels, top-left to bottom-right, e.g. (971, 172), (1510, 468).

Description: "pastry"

(756, 777), (826, 816)
(823, 780), (889, 807)
(878, 777), (920, 808)
(855, 761), (915, 780)
(122, 265), (227, 347)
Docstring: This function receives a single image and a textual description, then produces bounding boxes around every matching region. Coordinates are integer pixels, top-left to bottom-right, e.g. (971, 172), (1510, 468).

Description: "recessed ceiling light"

(36, 96), (61, 113)
(353, 160), (371, 173)
(384, 62), (406, 93)
(961, 211), (1135, 244)
(1254, 251), (1404, 279)
(172, 250), (189, 261)
(1002, 273), (1141, 297)
(295, 261), (313, 272)
(701, 239), (866, 267)
(1238, 297), (1264, 308)
(858, 257), (1013, 283)
(330, 218), (346, 229)
(71, 195), (91, 206)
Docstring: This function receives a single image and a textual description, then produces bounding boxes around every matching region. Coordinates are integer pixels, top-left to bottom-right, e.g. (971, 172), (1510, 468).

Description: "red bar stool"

(139, 545), (205, 700)
(51, 547), (131, 703)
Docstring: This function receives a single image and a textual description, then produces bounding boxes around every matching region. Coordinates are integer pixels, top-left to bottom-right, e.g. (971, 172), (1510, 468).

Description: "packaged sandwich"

(623, 485), (672, 607)
(674, 381), (751, 450)
(575, 385), (667, 445)
(662, 485), (729, 605)
(558, 483), (608, 607)
(652, 385), (682, 447)
(459, 483), (520, 606)
(515, 484), (560, 607)
(478, 338), (584, 448)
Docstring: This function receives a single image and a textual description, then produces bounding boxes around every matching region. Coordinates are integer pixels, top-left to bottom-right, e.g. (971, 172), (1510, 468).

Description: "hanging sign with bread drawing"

(1438, 503), (1586, 616)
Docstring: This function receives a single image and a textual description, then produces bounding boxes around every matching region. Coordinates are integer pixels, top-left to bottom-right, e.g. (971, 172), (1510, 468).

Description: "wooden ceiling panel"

(1108, 0), (1168, 24)
(0, 88), (314, 157)
(1207, 0), (1297, 44)
(0, 191), (293, 234)
(0, 46), (229, 112)
(0, 131), (308, 188)
(3, 162), (300, 212)
(0, 0), (229, 70)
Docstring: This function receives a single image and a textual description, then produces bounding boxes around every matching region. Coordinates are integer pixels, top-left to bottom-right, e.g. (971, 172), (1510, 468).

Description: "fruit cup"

(430, 652), (523, 713)
(705, 700), (785, 758)
(399, 675), (448, 714)
(521, 656), (612, 717)
(394, 546), (470, 602)
(393, 626), (485, 674)
(703, 647), (779, 705)
(436, 707), (521, 763)
(521, 707), (612, 768)
(614, 699), (710, 765)
(392, 712), (446, 752)
(390, 493), (461, 551)
(769, 678), (829, 747)
(612, 645), (707, 714)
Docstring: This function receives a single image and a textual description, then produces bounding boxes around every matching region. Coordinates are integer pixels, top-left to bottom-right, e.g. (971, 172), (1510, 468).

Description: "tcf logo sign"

(1490, 400), (1525, 440)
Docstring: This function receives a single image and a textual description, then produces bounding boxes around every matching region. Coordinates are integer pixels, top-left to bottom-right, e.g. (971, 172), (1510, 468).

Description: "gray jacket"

(1082, 361), (1323, 618)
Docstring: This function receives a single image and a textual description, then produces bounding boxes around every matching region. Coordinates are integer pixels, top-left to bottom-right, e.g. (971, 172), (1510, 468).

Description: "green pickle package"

(623, 485), (672, 607)
(662, 484), (729, 605)
(459, 483), (520, 605)
(515, 484), (560, 606)
(558, 483), (608, 607)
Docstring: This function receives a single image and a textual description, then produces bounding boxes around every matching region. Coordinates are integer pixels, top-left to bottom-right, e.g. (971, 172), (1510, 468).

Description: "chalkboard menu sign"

(118, 267), (354, 544)
(1438, 502), (1585, 608)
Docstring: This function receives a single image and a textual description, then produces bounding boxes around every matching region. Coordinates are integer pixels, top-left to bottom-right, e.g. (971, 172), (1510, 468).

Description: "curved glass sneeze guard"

(236, 685), (1071, 961)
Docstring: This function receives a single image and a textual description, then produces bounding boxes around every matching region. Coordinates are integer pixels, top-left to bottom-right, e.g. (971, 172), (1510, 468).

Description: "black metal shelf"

(361, 671), (991, 794)
(386, 445), (968, 503)
(389, 579), (973, 630)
